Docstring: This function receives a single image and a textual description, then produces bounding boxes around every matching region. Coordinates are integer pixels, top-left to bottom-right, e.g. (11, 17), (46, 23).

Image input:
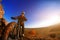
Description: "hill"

(24, 23), (60, 40)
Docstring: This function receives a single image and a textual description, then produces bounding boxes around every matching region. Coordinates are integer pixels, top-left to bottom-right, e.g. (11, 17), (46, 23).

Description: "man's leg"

(19, 25), (24, 40)
(22, 25), (24, 35)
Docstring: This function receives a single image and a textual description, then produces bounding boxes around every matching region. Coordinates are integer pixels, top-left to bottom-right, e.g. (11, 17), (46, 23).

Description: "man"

(11, 11), (27, 37)
(0, 4), (16, 40)
(0, 4), (8, 32)
(0, 4), (9, 40)
(0, 1), (17, 40)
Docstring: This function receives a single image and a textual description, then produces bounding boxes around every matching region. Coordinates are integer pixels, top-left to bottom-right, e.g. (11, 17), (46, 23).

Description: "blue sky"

(1, 0), (60, 28)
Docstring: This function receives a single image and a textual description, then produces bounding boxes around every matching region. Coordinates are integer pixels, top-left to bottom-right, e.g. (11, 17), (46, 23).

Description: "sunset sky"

(2, 0), (60, 28)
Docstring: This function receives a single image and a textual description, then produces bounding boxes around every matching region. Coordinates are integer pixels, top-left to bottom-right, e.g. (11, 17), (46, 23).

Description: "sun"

(38, 15), (60, 27)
